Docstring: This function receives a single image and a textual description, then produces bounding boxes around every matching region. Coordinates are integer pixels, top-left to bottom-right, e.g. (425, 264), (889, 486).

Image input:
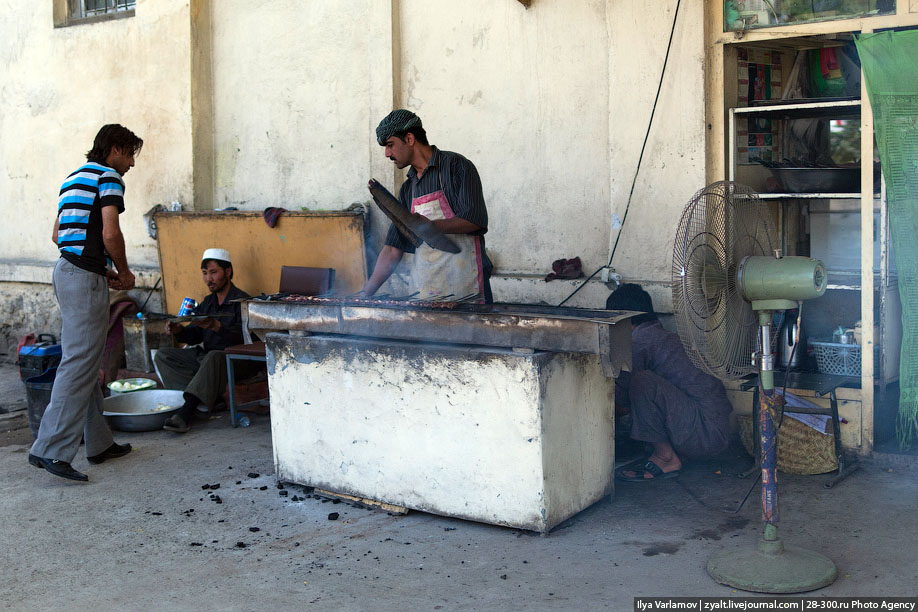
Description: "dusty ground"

(1, 359), (916, 611)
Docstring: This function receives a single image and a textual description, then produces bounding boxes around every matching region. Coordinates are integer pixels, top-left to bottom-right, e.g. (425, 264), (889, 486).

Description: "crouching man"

(154, 248), (251, 433)
(606, 283), (733, 481)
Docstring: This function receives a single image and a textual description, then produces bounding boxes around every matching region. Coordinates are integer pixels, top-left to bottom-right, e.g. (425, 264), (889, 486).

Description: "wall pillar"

(191, 0), (215, 210)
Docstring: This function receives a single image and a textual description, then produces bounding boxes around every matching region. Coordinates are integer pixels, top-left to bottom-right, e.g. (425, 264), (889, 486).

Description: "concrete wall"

(0, 0), (705, 353)
(203, 0), (705, 309)
(0, 0), (193, 351)
(209, 0), (379, 211)
(606, 1), (706, 302)
(0, 1), (193, 268)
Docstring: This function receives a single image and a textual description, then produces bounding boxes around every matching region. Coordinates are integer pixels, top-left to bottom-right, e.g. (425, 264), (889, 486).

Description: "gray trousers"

(31, 259), (114, 462)
(154, 347), (228, 411)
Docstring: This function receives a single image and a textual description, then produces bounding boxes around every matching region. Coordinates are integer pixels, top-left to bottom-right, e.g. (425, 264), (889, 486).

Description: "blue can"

(178, 297), (197, 316)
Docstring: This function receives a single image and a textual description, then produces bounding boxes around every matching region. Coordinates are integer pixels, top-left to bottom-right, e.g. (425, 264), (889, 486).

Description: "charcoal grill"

(242, 294), (634, 376)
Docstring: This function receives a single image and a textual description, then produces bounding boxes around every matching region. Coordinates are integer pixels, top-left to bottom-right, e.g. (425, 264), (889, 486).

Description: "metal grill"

(242, 296), (636, 378)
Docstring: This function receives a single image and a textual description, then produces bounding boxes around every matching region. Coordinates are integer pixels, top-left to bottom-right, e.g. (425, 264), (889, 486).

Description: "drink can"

(178, 297), (197, 317)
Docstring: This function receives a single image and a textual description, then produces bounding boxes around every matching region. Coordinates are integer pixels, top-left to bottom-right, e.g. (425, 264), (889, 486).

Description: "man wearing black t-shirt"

(29, 124), (143, 482)
(155, 248), (251, 434)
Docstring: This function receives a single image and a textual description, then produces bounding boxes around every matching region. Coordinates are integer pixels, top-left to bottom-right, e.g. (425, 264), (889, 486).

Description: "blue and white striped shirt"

(57, 162), (125, 275)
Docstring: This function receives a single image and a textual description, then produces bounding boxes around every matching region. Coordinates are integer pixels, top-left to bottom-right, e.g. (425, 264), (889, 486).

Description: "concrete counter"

(266, 332), (616, 533)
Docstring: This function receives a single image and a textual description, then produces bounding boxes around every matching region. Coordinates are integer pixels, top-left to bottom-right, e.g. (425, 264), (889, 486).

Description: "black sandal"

(615, 459), (681, 482)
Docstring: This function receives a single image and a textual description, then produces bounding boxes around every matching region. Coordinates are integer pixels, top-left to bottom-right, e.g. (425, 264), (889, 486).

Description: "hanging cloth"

(855, 30), (918, 448)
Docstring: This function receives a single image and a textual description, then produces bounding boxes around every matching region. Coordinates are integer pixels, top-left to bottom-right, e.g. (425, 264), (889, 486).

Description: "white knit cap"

(201, 248), (231, 264)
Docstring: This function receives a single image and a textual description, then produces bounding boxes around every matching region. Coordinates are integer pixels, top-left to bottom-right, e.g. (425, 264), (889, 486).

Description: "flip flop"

(615, 459), (681, 482)
(615, 454), (651, 472)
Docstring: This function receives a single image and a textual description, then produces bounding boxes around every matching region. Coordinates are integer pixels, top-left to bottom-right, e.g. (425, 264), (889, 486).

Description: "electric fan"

(672, 181), (836, 593)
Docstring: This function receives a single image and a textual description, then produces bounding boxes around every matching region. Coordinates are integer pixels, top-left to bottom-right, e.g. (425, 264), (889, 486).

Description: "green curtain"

(855, 31), (918, 449)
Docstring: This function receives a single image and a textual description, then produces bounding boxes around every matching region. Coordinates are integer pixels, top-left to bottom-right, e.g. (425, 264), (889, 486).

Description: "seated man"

(155, 248), (251, 433)
(606, 283), (732, 481)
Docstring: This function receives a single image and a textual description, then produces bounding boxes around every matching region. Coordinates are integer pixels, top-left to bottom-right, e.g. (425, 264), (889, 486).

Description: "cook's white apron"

(409, 178), (485, 303)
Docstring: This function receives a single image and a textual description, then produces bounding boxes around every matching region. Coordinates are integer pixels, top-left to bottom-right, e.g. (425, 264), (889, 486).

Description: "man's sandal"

(615, 459), (681, 482)
(163, 414), (190, 433)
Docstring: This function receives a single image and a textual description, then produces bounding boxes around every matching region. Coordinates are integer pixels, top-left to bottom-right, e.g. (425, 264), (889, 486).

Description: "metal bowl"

(103, 389), (184, 432)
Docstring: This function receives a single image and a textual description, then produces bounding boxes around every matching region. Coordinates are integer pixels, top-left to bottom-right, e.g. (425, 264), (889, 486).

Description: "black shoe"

(87, 442), (133, 465)
(28, 454), (88, 482)
(163, 414), (190, 433)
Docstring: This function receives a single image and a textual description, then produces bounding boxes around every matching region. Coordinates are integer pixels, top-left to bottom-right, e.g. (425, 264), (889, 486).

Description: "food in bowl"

(108, 378), (156, 393)
(103, 389), (185, 432)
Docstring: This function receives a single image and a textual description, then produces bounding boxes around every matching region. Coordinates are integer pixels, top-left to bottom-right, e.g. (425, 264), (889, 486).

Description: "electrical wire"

(557, 0), (682, 308)
(777, 301), (805, 430)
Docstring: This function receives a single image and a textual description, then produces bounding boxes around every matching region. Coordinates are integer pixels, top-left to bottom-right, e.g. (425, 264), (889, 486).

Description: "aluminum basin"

(103, 389), (184, 432)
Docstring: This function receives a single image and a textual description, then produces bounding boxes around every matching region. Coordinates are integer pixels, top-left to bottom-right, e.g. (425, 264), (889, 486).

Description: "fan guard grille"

(672, 182), (779, 380)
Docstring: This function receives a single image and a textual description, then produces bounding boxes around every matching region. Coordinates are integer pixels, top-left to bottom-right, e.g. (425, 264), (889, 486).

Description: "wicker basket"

(738, 414), (838, 475)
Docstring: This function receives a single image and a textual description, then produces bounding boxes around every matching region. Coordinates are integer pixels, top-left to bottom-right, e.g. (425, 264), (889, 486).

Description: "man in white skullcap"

(154, 248), (251, 433)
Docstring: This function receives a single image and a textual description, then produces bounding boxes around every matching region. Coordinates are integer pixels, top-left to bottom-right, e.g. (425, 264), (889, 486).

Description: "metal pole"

(759, 317), (779, 541)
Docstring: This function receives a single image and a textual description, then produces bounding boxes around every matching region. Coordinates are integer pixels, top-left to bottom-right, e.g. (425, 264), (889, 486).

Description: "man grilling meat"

(360, 109), (494, 303)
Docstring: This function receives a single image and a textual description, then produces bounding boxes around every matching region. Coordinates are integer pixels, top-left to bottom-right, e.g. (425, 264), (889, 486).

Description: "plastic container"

(18, 335), (62, 381)
(235, 412), (252, 427)
(24, 369), (56, 438)
(810, 339), (861, 376)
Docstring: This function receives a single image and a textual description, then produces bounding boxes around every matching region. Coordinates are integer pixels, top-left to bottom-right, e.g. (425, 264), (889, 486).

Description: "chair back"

(279, 266), (335, 296)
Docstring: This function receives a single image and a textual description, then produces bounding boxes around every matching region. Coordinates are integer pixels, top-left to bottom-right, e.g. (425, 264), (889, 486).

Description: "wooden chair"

(225, 266), (335, 426)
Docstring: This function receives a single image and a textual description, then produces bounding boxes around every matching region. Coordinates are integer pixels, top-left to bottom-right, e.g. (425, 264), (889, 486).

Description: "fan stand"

(707, 307), (838, 593)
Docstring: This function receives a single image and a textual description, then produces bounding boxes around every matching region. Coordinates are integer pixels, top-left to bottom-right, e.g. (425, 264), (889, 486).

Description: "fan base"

(707, 537), (838, 593)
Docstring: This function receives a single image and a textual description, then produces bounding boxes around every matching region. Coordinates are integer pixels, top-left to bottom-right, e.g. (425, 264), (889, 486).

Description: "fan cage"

(672, 182), (779, 381)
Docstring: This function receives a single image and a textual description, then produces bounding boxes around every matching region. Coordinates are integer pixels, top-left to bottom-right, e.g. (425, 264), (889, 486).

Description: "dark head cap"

(606, 283), (658, 325)
(376, 109), (422, 145)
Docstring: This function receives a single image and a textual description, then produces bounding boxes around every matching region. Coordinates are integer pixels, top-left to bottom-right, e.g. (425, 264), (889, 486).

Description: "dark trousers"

(154, 347), (227, 418)
(626, 370), (730, 458)
(154, 347), (262, 419)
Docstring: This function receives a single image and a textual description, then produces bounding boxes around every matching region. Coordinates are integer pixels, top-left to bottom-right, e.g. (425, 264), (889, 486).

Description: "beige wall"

(397, 1), (613, 277)
(607, 1), (706, 305)
(0, 0), (705, 350)
(0, 0), (194, 270)
(204, 0), (705, 309)
(209, 0), (380, 211)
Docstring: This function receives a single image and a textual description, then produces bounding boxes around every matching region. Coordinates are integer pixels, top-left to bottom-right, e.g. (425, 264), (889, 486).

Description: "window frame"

(53, 0), (135, 28)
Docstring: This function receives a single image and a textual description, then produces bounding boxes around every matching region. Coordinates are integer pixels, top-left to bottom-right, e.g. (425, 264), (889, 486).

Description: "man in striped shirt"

(29, 124), (143, 482)
(361, 110), (493, 303)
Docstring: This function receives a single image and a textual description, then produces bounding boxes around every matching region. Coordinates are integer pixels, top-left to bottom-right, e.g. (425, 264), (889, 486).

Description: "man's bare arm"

(101, 206), (135, 290)
(51, 218), (59, 246)
(360, 245), (404, 297)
